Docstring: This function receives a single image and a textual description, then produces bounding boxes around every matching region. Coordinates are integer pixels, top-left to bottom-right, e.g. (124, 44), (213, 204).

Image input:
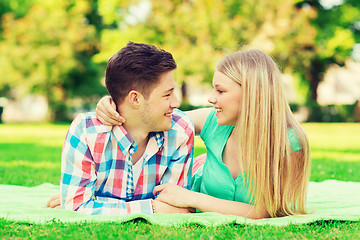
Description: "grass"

(1, 122), (360, 239)
(1, 219), (359, 239)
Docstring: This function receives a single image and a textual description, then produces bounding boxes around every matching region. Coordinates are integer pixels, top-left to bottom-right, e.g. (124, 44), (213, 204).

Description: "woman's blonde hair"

(217, 49), (310, 217)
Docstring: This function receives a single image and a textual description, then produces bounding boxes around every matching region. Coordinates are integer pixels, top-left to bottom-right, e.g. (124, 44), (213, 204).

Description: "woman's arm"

(185, 108), (212, 134)
(153, 183), (270, 219)
(96, 95), (212, 134)
(96, 96), (125, 125)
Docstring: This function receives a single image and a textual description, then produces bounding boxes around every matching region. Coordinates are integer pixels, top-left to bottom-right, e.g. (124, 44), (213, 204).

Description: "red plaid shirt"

(61, 109), (194, 215)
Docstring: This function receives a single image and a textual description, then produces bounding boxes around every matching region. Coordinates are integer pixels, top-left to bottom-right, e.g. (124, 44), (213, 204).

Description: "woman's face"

(208, 70), (242, 126)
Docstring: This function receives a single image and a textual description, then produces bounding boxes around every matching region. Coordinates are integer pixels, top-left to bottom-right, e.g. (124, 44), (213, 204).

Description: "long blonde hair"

(217, 49), (310, 217)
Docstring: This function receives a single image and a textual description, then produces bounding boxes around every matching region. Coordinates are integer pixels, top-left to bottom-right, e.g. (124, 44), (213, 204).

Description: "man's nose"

(171, 94), (180, 108)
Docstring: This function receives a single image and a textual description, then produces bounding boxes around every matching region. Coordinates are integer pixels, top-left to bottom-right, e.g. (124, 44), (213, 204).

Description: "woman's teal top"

(191, 109), (301, 204)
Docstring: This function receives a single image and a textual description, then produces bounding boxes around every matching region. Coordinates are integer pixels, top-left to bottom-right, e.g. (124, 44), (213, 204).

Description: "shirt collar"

(112, 126), (165, 156)
(112, 125), (138, 156)
(149, 131), (165, 150)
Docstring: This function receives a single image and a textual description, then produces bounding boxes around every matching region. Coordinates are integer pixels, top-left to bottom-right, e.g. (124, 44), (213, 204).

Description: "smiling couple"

(48, 41), (310, 219)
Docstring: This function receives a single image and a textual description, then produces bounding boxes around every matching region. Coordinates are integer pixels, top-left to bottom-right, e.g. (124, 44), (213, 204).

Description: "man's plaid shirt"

(60, 109), (194, 215)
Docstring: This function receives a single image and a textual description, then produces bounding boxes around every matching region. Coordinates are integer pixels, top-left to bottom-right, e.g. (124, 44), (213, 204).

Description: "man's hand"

(46, 193), (61, 209)
(153, 199), (191, 214)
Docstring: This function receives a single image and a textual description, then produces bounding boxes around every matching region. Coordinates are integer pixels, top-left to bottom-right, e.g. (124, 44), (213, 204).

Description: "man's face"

(140, 70), (180, 132)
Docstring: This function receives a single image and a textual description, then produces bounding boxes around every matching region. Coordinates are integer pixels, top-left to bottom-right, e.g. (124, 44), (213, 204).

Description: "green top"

(191, 109), (301, 204)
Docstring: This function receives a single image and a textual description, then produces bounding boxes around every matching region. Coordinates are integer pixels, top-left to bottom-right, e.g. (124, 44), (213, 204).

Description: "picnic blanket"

(1, 180), (359, 226)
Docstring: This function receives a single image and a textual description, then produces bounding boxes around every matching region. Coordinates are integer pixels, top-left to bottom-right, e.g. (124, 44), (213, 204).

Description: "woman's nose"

(208, 93), (216, 105)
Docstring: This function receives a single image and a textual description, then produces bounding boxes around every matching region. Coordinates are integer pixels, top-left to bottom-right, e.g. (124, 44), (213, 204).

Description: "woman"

(96, 49), (311, 219)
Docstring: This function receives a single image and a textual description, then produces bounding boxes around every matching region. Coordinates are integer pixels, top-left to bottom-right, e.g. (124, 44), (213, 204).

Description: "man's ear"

(127, 90), (143, 107)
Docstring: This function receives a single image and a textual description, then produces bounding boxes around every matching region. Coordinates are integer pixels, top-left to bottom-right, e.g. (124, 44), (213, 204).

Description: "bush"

(306, 101), (358, 122)
(179, 102), (210, 111)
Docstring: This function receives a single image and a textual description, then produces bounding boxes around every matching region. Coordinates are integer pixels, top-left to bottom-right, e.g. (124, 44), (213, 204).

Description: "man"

(48, 42), (194, 215)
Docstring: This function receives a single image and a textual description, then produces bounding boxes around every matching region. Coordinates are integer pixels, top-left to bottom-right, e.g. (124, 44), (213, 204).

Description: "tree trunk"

(308, 58), (326, 102)
(181, 82), (189, 104)
(355, 100), (360, 122)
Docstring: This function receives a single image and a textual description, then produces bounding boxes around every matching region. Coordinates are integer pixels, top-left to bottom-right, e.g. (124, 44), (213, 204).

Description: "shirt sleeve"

(288, 128), (301, 152)
(191, 164), (204, 192)
(200, 108), (216, 143)
(60, 114), (153, 215)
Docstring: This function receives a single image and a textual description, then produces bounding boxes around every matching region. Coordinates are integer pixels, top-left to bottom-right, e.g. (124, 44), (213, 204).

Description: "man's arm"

(61, 114), (190, 215)
(184, 108), (212, 134)
(61, 114), (154, 215)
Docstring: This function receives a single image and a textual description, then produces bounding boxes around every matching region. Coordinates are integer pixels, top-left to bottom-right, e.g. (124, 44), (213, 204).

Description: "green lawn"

(1, 123), (360, 239)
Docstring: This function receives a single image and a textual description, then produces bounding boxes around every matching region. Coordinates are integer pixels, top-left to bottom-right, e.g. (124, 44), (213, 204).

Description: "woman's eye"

(217, 90), (224, 94)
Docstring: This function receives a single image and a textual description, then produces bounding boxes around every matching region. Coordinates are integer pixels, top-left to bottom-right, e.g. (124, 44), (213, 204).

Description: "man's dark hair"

(105, 41), (177, 104)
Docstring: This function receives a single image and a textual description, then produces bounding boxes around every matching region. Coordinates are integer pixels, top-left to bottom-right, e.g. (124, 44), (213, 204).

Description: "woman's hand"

(96, 96), (125, 125)
(153, 183), (196, 208)
(154, 183), (269, 219)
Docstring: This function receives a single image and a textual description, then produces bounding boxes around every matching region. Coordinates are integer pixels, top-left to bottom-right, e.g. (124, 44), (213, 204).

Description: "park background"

(1, 0), (360, 239)
(0, 0), (359, 123)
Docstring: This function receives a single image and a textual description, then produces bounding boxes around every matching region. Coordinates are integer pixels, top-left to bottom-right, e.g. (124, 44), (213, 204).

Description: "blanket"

(1, 180), (359, 226)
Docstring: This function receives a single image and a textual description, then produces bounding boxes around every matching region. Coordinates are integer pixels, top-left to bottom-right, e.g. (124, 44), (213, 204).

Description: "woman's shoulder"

(200, 109), (233, 141)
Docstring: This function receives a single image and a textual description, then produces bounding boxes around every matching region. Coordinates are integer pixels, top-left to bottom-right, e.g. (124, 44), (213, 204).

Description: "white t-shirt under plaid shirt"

(60, 109), (194, 215)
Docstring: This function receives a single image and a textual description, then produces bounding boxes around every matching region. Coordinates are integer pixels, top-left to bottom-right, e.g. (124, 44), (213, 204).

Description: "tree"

(0, 0), (35, 100)
(297, 0), (360, 102)
(0, 0), (34, 30)
(0, 0), (107, 120)
(93, 0), (316, 104)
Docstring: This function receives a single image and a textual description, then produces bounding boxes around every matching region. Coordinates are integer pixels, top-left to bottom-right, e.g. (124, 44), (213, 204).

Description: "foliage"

(93, 0), (316, 103)
(0, 0), (34, 30)
(306, 101), (359, 122)
(0, 0), (359, 120)
(0, 0), (107, 120)
(297, 0), (360, 102)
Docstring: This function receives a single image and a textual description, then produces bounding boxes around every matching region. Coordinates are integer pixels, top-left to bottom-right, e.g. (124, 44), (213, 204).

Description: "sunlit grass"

(1, 160), (59, 169)
(1, 219), (359, 239)
(311, 151), (359, 162)
(0, 123), (69, 146)
(303, 123), (360, 150)
(0, 122), (359, 238)
(1, 122), (359, 185)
